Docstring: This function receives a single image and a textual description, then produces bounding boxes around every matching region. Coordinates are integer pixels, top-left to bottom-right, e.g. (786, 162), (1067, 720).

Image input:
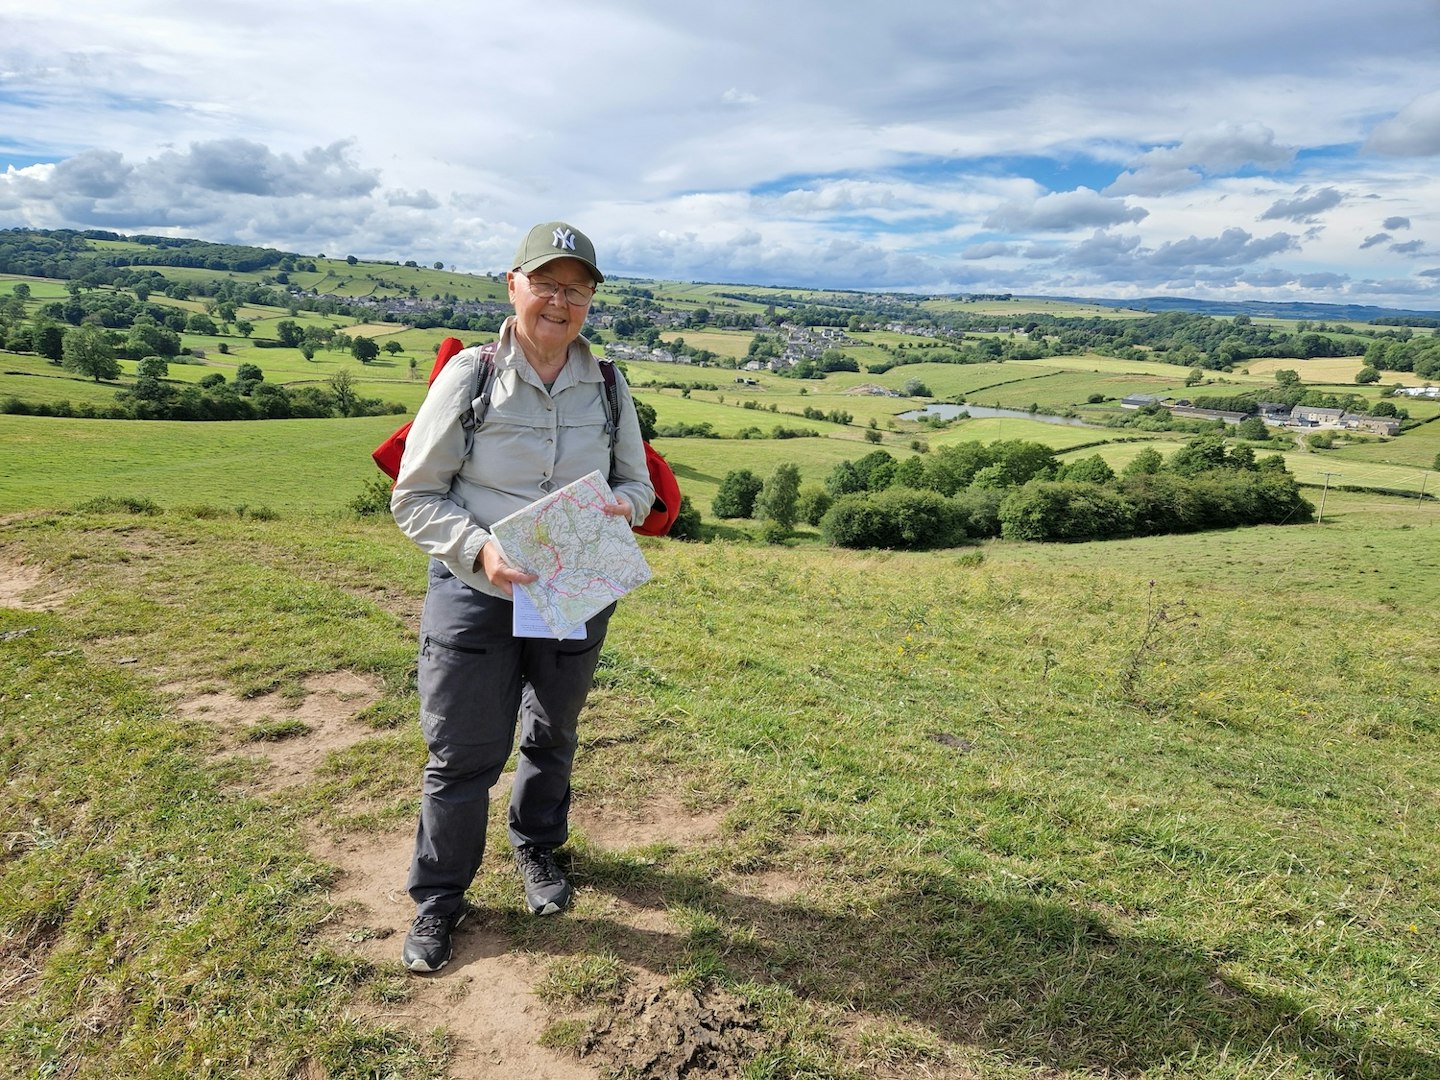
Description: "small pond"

(898, 403), (1097, 428)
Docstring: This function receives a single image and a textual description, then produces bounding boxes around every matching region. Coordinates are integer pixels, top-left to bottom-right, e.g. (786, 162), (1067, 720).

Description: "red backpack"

(372, 337), (681, 537)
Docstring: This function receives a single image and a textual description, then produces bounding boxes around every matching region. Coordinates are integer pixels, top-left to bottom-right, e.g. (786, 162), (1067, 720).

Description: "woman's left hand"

(600, 499), (632, 521)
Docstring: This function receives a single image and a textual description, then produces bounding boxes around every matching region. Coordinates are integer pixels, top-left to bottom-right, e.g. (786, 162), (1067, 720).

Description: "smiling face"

(506, 257), (595, 368)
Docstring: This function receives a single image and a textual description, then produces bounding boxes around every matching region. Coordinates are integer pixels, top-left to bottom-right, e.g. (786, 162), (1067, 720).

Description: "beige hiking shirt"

(390, 317), (653, 598)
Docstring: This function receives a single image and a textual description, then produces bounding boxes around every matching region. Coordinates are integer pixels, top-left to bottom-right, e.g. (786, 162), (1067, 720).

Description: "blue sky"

(2, 0), (1439, 309)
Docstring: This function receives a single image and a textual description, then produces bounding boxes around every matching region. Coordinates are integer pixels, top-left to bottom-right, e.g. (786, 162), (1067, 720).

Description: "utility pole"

(1317, 471), (1340, 523)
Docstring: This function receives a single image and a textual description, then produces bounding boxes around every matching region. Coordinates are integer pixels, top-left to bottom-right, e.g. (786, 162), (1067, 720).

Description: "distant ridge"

(1032, 294), (1440, 322)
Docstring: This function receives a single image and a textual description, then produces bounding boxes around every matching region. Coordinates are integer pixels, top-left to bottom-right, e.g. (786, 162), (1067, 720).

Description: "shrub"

(821, 488), (965, 550)
(1232, 416), (1265, 441)
(760, 521), (790, 545)
(712, 469), (764, 518)
(349, 474), (394, 516)
(666, 495), (703, 541)
(998, 481), (1136, 542)
(74, 495), (161, 515)
(1119, 471), (1208, 535)
(796, 486), (833, 526)
(950, 487), (1003, 538)
(1058, 454), (1116, 484)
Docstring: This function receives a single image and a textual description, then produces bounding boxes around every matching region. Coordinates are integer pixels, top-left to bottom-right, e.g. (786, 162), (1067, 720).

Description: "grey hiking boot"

(401, 910), (466, 972)
(516, 844), (573, 915)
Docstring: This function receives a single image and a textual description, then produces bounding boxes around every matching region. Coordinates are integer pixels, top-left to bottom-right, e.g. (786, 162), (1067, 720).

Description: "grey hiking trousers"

(407, 560), (614, 918)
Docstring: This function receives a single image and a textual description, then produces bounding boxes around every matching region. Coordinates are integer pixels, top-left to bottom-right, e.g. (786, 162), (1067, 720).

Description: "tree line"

(712, 437), (1314, 548)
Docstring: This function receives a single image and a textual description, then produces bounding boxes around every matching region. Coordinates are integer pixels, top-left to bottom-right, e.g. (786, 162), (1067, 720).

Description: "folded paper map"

(489, 470), (652, 639)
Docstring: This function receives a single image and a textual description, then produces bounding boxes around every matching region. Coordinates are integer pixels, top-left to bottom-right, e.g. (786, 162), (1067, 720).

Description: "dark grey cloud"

(1350, 277), (1440, 297)
(46, 150), (133, 198)
(1382, 216), (1411, 230)
(960, 241), (1018, 260)
(0, 139), (389, 252)
(1061, 230), (1143, 270)
(161, 139), (379, 199)
(1240, 268), (1298, 288)
(1259, 187), (1343, 223)
(1296, 272), (1350, 289)
(1148, 228), (1298, 268)
(1360, 233), (1390, 249)
(984, 187), (1147, 233)
(1240, 269), (1348, 291)
(1390, 239), (1426, 255)
(1105, 122), (1293, 196)
(386, 188), (442, 210)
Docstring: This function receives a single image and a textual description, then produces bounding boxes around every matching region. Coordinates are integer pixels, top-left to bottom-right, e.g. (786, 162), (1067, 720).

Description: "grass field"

(5, 359), (1437, 519)
(1, 487), (1436, 1078)
(5, 265), (1440, 1075)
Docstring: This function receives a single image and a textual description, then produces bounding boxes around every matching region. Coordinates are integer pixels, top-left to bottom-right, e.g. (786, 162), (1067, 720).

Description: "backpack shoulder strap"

(461, 342), (500, 433)
(598, 359), (620, 451)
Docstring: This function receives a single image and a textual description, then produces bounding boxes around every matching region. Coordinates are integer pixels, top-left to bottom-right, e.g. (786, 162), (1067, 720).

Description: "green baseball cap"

(512, 221), (604, 283)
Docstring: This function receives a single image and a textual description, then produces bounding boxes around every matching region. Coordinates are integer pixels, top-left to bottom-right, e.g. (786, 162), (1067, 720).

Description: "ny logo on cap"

(552, 227), (576, 251)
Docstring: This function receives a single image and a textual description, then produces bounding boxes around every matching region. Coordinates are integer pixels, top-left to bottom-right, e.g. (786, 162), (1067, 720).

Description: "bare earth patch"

(581, 984), (774, 1079)
(311, 825), (598, 1080)
(308, 785), (780, 1079)
(176, 671), (383, 792)
(0, 561), (74, 612)
(577, 791), (725, 851)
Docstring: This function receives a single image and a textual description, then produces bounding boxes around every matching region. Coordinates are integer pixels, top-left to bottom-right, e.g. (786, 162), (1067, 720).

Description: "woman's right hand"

(477, 540), (538, 598)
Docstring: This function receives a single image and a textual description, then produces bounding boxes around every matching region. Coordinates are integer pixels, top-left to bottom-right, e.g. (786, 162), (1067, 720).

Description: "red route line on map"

(526, 477), (631, 600)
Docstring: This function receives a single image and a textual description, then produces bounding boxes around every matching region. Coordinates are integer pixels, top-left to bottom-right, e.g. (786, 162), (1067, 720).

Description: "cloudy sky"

(2, 1), (1439, 309)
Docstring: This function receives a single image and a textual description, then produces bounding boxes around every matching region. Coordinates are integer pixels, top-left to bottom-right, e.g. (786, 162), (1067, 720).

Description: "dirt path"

(3, 556), (767, 1078)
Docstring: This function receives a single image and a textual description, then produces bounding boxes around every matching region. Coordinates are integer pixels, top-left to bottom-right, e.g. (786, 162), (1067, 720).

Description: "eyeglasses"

(520, 273), (595, 307)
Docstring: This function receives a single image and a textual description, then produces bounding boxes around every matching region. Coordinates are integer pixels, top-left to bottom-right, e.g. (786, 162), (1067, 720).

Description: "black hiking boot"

(401, 909), (466, 972)
(516, 844), (573, 915)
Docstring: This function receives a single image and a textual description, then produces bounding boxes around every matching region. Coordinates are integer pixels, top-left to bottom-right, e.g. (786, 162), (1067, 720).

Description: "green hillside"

(2, 230), (1440, 1077)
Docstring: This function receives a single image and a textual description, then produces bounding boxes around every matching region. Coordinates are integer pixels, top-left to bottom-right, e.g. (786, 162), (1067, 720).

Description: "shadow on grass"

(510, 851), (1435, 1077)
(668, 461), (723, 487)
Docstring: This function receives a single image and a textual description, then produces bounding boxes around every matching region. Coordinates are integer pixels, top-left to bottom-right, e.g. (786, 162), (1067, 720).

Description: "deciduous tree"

(757, 463), (801, 535)
(712, 469), (763, 518)
(352, 336), (380, 364)
(62, 324), (120, 382)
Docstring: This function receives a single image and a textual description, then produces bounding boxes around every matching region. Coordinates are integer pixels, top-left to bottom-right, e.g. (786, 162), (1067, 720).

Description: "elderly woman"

(390, 221), (653, 972)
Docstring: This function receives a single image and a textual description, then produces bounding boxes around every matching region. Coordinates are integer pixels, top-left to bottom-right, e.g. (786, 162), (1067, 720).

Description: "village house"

(1289, 405), (1345, 427)
(1345, 414), (1402, 436)
(1256, 402), (1292, 424)
(1285, 405), (1400, 436)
